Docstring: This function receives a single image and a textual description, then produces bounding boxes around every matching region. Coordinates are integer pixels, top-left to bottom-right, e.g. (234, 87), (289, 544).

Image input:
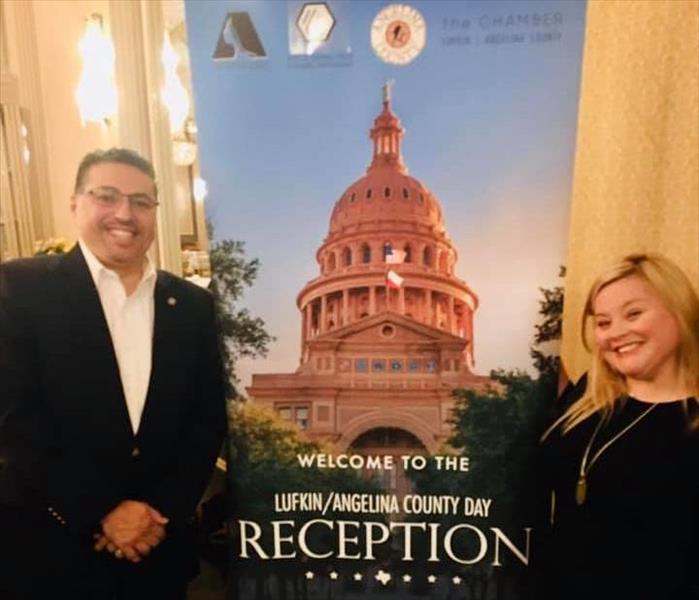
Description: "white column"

(1, 2), (54, 239)
(110, 1), (150, 153)
(110, 0), (181, 275)
(425, 289), (433, 325)
(2, 0), (53, 242)
(320, 295), (327, 334)
(304, 304), (312, 339)
(0, 105), (21, 259)
(300, 306), (307, 352)
(342, 289), (349, 325)
(0, 78), (34, 257)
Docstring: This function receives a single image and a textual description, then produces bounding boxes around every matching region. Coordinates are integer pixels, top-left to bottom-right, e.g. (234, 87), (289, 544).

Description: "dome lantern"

(368, 81), (406, 174)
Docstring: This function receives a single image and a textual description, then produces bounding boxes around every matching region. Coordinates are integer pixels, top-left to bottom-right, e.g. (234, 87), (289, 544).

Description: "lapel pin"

(167, 296), (177, 306)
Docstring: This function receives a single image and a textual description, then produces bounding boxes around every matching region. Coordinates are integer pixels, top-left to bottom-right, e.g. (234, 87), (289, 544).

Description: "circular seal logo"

(371, 4), (426, 65)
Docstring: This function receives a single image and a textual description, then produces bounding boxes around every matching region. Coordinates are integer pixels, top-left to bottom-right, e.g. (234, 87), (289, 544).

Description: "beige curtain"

(561, 0), (699, 381)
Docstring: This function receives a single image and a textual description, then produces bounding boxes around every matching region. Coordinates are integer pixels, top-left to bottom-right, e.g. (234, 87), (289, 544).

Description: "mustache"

(102, 218), (138, 232)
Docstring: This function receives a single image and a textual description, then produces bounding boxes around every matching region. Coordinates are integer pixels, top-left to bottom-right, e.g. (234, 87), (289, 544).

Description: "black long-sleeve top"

(534, 395), (698, 600)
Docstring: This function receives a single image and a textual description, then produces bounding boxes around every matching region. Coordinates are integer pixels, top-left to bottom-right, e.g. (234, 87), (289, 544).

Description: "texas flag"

(386, 269), (404, 289)
(385, 248), (406, 264)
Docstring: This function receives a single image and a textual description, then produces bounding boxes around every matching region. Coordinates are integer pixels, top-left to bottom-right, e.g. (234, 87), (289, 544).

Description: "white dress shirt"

(79, 240), (156, 434)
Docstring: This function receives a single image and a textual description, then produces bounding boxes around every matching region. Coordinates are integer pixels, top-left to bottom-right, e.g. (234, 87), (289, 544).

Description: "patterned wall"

(562, 0), (699, 380)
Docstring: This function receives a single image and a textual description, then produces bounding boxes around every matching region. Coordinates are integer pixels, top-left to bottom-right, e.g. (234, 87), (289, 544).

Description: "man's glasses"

(83, 186), (159, 212)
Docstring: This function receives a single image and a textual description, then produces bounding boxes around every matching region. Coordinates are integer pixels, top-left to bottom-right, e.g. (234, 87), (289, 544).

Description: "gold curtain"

(561, 0), (699, 381)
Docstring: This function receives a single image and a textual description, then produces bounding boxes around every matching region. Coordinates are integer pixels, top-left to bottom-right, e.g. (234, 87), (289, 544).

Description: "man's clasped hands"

(94, 500), (168, 563)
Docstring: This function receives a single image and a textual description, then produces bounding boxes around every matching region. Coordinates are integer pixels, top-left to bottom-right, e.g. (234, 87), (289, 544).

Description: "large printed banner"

(185, 1), (586, 598)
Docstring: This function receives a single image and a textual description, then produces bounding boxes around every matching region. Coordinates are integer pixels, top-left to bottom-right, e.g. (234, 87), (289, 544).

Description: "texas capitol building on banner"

(248, 88), (491, 495)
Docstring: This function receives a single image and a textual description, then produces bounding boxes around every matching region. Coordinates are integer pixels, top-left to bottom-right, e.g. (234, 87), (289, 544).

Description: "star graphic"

(329, 571), (339, 580)
(402, 574), (412, 583)
(452, 576), (462, 585)
(305, 571), (314, 580)
(427, 574), (437, 584)
(353, 572), (363, 581)
(375, 570), (392, 585)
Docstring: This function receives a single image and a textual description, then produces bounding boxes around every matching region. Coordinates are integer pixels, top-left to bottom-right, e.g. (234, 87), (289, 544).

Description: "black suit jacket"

(0, 246), (227, 535)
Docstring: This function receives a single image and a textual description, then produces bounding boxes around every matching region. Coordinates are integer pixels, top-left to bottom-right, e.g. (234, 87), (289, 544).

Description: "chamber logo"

(213, 12), (266, 61)
(371, 4), (426, 66)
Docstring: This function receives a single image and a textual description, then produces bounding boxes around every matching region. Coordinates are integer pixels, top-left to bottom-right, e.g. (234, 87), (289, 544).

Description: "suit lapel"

(138, 273), (178, 441)
(56, 246), (134, 443)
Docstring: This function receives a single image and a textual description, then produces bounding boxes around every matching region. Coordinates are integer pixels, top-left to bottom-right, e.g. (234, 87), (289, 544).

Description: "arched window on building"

(342, 247), (352, 267)
(438, 252), (448, 274)
(350, 428), (426, 494)
(384, 186), (391, 199)
(328, 253), (337, 272)
(403, 244), (412, 263)
(311, 306), (320, 337)
(423, 246), (432, 267)
(361, 243), (371, 264)
(383, 241), (393, 260)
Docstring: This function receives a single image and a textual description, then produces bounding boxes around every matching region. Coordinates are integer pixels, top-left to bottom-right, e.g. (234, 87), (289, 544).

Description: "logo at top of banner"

(213, 12), (266, 61)
(371, 4), (426, 66)
(288, 1), (352, 68)
(296, 2), (336, 48)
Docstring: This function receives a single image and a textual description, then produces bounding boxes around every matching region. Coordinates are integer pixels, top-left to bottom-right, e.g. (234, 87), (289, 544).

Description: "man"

(0, 148), (227, 599)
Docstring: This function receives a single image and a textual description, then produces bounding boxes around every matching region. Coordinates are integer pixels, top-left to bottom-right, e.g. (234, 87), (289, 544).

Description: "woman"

(536, 253), (698, 600)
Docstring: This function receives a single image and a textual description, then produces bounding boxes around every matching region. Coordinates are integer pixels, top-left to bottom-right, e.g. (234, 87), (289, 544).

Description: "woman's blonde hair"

(552, 253), (699, 436)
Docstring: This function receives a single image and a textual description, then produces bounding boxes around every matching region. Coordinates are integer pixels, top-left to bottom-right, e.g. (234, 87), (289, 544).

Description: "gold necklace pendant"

(575, 475), (587, 506)
(575, 402), (657, 507)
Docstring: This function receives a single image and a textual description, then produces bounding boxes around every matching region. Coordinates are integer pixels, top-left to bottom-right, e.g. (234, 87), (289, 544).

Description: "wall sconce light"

(20, 123), (30, 165)
(162, 31), (190, 136)
(173, 139), (198, 166)
(75, 14), (117, 125)
(193, 177), (208, 203)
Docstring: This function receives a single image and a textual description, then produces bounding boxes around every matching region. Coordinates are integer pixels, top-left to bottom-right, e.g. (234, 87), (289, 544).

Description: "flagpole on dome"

(383, 79), (395, 106)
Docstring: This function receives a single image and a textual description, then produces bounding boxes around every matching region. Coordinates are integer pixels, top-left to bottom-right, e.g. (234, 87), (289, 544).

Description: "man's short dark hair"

(74, 148), (157, 193)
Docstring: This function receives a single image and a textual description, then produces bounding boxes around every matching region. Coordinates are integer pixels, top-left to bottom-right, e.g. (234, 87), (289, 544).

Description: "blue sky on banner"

(185, 0), (587, 388)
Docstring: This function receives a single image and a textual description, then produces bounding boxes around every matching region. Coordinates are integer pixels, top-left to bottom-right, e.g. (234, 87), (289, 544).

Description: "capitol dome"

(328, 96), (445, 238)
(293, 84), (479, 371)
(314, 85), (461, 281)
